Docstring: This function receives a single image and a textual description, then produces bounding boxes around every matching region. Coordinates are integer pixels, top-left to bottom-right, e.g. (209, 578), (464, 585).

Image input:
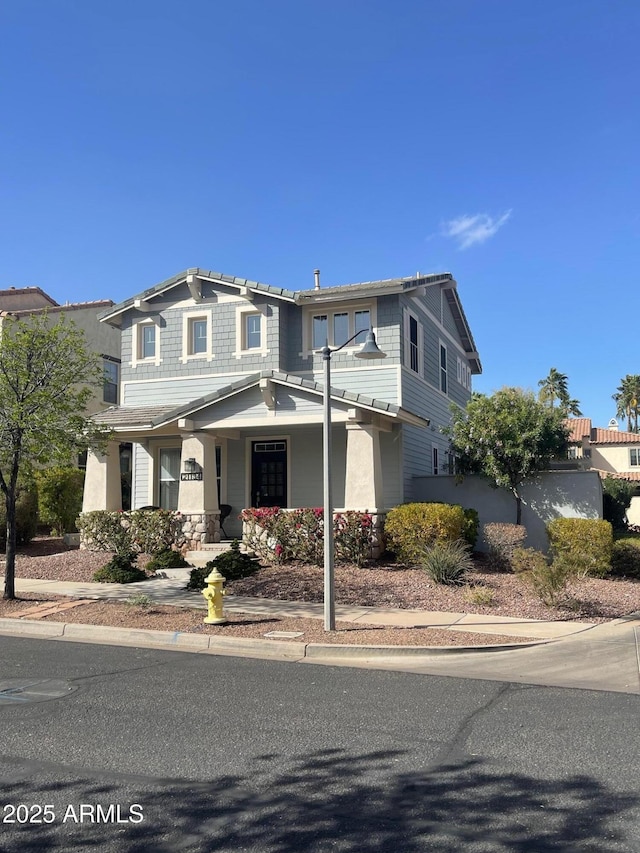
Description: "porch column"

(344, 422), (384, 511)
(81, 441), (123, 512)
(178, 433), (220, 548)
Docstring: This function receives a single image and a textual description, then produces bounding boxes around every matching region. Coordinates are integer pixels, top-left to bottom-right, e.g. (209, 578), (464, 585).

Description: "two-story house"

(81, 267), (481, 547)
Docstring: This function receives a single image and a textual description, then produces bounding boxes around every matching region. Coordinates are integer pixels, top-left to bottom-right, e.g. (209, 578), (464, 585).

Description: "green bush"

(92, 552), (148, 584)
(240, 507), (374, 566)
(384, 503), (467, 565)
(547, 518), (613, 578)
(483, 523), (527, 570)
(602, 477), (635, 532)
(462, 508), (480, 549)
(187, 540), (261, 590)
(145, 548), (190, 573)
(77, 509), (183, 554)
(512, 546), (571, 607)
(35, 467), (85, 535)
(0, 480), (39, 547)
(610, 538), (640, 578)
(420, 540), (474, 585)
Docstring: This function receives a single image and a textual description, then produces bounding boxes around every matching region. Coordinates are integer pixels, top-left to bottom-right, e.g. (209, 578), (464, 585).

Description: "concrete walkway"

(2, 575), (639, 694)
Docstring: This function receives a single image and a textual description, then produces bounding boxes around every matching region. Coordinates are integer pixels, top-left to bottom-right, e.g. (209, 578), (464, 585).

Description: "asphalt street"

(1, 637), (639, 852)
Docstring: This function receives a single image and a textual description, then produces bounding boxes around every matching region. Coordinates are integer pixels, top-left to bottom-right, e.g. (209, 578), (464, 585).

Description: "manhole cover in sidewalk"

(0, 679), (77, 706)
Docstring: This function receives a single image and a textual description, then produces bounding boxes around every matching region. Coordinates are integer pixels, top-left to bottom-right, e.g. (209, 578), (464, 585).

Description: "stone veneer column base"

(181, 512), (220, 551)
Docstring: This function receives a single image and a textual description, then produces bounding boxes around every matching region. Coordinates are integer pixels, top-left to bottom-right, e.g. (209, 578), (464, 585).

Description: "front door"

(251, 440), (287, 508)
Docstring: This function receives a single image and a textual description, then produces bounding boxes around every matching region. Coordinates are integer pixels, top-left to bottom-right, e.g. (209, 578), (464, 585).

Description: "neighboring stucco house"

(566, 417), (640, 524)
(0, 287), (121, 416)
(81, 267), (481, 547)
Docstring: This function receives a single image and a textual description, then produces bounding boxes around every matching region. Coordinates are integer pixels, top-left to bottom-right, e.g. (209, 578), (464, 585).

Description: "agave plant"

(420, 540), (474, 585)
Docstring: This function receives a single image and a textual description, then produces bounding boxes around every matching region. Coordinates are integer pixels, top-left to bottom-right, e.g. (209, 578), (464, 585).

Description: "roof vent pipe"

(314, 269), (320, 290)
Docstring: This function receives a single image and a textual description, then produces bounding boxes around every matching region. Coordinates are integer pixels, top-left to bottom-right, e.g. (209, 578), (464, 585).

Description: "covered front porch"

(82, 370), (428, 549)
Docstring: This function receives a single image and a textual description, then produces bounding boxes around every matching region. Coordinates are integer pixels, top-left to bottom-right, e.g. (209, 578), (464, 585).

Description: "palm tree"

(538, 368), (582, 416)
(613, 374), (640, 433)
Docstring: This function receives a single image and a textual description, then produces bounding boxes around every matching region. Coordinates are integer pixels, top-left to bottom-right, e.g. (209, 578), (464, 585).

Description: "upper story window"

(244, 313), (262, 349)
(103, 358), (119, 404)
(306, 304), (374, 354)
(440, 342), (448, 394)
(456, 356), (471, 390)
(181, 312), (212, 362)
(132, 319), (161, 367)
(403, 309), (423, 375)
(190, 318), (207, 354)
(631, 449), (640, 467)
(142, 324), (156, 359)
(234, 305), (268, 357)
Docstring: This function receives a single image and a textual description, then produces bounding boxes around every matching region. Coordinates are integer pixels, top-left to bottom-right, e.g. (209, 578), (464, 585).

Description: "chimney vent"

(314, 269), (320, 290)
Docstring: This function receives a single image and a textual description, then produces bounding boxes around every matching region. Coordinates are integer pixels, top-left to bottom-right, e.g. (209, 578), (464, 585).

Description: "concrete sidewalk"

(2, 575), (639, 694)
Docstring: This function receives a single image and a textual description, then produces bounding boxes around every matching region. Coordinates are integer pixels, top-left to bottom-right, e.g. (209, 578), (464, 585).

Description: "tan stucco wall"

(590, 445), (638, 474)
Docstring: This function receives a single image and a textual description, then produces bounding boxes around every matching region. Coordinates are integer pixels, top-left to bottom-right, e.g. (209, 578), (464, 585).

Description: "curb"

(0, 618), (549, 660)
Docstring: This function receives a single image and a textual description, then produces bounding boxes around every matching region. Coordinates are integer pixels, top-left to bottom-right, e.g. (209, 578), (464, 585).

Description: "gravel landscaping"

(0, 538), (638, 647)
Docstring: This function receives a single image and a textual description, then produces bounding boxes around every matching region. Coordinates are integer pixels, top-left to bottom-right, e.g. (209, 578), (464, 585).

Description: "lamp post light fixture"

(322, 330), (386, 631)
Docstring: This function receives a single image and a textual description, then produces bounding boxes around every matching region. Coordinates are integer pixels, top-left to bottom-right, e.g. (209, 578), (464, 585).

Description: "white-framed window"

(630, 449), (640, 467)
(181, 312), (212, 362)
(403, 309), (423, 375)
(132, 319), (161, 366)
(457, 357), (471, 390)
(103, 357), (119, 404)
(304, 303), (375, 354)
(235, 306), (268, 357)
(439, 342), (448, 394)
(158, 447), (180, 510)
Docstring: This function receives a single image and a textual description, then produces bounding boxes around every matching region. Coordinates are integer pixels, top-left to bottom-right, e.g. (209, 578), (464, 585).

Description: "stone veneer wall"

(181, 512), (220, 551)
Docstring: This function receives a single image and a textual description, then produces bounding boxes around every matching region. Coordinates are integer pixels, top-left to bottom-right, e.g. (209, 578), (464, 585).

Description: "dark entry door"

(251, 440), (287, 507)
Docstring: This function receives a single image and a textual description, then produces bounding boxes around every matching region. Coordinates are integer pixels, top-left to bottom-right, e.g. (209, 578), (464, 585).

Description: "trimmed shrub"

(186, 540), (261, 589)
(0, 480), (39, 547)
(512, 546), (571, 607)
(602, 477), (635, 532)
(462, 508), (480, 549)
(547, 518), (613, 578)
(610, 538), (640, 579)
(384, 503), (466, 565)
(92, 553), (147, 584)
(77, 509), (183, 554)
(483, 523), (527, 570)
(35, 467), (84, 535)
(145, 548), (190, 573)
(240, 507), (374, 566)
(420, 540), (474, 585)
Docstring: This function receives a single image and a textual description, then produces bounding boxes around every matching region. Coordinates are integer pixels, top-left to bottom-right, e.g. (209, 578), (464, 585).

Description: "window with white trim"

(244, 312), (262, 349)
(630, 449), (640, 467)
(132, 319), (160, 366)
(403, 309), (423, 375)
(308, 305), (372, 351)
(158, 448), (180, 510)
(235, 306), (267, 357)
(103, 358), (119, 404)
(190, 318), (207, 354)
(439, 342), (448, 394)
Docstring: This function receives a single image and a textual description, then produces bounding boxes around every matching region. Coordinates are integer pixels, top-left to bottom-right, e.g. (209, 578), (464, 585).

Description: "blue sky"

(2, 0), (638, 428)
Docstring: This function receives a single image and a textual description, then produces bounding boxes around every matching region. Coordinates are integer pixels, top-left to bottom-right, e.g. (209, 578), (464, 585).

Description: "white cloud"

(441, 209), (512, 249)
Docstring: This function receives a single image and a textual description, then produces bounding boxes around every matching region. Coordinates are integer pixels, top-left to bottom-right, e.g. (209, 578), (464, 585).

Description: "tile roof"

(0, 287), (58, 311)
(591, 427), (640, 445)
(594, 470), (640, 481)
(565, 418), (592, 443)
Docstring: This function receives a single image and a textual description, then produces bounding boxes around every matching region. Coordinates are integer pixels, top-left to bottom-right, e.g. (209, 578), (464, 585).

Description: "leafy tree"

(0, 314), (108, 599)
(447, 387), (570, 525)
(538, 367), (582, 416)
(602, 476), (635, 531)
(612, 374), (640, 433)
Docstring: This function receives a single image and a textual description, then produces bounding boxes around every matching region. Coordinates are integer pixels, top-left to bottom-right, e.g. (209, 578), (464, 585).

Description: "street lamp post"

(322, 330), (386, 630)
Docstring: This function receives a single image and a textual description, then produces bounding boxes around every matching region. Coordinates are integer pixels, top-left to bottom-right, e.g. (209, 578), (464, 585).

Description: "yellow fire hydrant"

(202, 566), (227, 625)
